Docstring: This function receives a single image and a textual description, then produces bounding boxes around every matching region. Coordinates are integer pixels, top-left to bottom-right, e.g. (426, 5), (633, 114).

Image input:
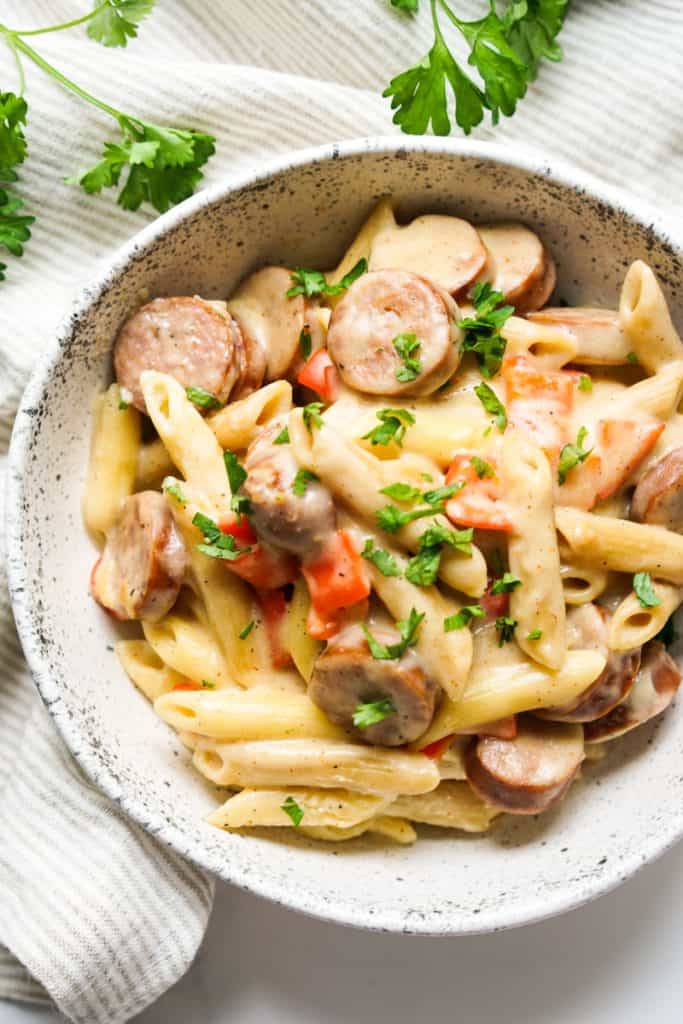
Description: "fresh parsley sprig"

(0, 92), (34, 280)
(557, 426), (592, 485)
(192, 512), (251, 561)
(361, 539), (402, 577)
(393, 332), (422, 383)
(363, 609), (424, 660)
(633, 572), (661, 609)
(286, 258), (367, 298)
(460, 282), (514, 378)
(353, 698), (397, 728)
(362, 408), (416, 447)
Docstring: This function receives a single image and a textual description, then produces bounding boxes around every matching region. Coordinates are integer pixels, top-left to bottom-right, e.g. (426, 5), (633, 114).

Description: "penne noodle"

(207, 787), (390, 829)
(327, 196), (397, 287)
(142, 610), (236, 691)
(560, 561), (609, 605)
(285, 578), (324, 683)
(605, 360), (683, 420)
(503, 314), (578, 369)
(115, 639), (184, 702)
(608, 581), (682, 651)
(386, 781), (501, 832)
(619, 261), (683, 373)
(83, 383), (141, 542)
(300, 816), (417, 844)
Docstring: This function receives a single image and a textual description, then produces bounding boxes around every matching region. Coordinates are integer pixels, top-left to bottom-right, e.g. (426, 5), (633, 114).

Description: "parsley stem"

(3, 4), (110, 37)
(10, 35), (123, 121)
(4, 35), (26, 96)
(437, 0), (464, 31)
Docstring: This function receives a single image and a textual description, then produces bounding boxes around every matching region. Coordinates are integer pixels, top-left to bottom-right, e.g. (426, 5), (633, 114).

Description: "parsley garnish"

(0, 93), (34, 280)
(281, 796), (304, 827)
(192, 512), (250, 561)
(200, 679), (216, 689)
(299, 328), (312, 360)
(376, 503), (439, 533)
(474, 381), (507, 431)
(526, 629), (542, 640)
(361, 539), (402, 577)
(286, 258), (367, 298)
(87, 0), (156, 48)
(292, 468), (319, 497)
(162, 478), (186, 506)
(470, 455), (494, 479)
(490, 572), (522, 595)
(423, 483), (463, 504)
(224, 450), (251, 519)
(578, 374), (592, 392)
(380, 482), (422, 503)
(460, 283), (514, 378)
(406, 524), (473, 586)
(558, 426), (592, 485)
(118, 400), (129, 410)
(633, 572), (661, 609)
(273, 426), (290, 445)
(186, 385), (223, 410)
(353, 698), (397, 729)
(495, 615), (517, 646)
(362, 408), (416, 447)
(626, 351), (639, 365)
(390, 0), (418, 12)
(239, 620), (255, 640)
(444, 605), (484, 631)
(302, 402), (324, 433)
(393, 332), (422, 382)
(362, 609), (424, 660)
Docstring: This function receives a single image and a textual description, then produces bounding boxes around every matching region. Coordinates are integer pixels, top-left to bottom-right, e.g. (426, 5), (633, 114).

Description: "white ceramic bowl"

(8, 138), (683, 935)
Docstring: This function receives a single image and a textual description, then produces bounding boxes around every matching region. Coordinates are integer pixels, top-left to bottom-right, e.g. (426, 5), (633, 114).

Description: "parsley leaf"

(423, 483), (463, 505)
(558, 426), (592, 485)
(419, 523), (473, 555)
(162, 478), (186, 506)
(474, 381), (507, 430)
(302, 402), (324, 433)
(0, 94), (34, 279)
(380, 482), (422, 503)
(626, 351), (639, 365)
(362, 609), (424, 660)
(361, 539), (402, 577)
(405, 524), (473, 586)
(495, 615), (517, 646)
(239, 620), (255, 640)
(444, 605), (484, 631)
(224, 450), (251, 519)
(186, 385), (223, 410)
(299, 328), (312, 360)
(390, 0), (419, 12)
(353, 697), (397, 728)
(376, 503), (439, 533)
(393, 332), (422, 382)
(578, 374), (592, 392)
(286, 258), (367, 298)
(526, 629), (542, 640)
(633, 572), (661, 609)
(362, 408), (415, 447)
(490, 572), (522, 595)
(273, 425), (290, 445)
(87, 0), (156, 48)
(460, 282), (513, 377)
(471, 455), (494, 479)
(281, 796), (304, 827)
(292, 468), (319, 497)
(200, 679), (216, 689)
(192, 511), (251, 561)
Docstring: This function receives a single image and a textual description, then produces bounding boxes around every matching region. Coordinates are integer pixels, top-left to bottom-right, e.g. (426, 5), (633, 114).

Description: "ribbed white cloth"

(1, 1), (682, 1019)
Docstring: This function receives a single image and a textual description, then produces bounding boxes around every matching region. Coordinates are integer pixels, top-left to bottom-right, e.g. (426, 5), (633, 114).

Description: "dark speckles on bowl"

(7, 137), (683, 936)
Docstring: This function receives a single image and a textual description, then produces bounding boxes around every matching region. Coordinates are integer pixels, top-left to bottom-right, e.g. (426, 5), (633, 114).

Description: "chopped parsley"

(186, 385), (223, 410)
(423, 483), (463, 505)
(299, 328), (312, 359)
(380, 482), (422, 502)
(526, 629), (542, 640)
(421, 472), (434, 482)
(633, 572), (661, 609)
(558, 426), (592, 485)
(406, 524), (473, 586)
(200, 679), (216, 689)
(238, 620), (255, 640)
(495, 615), (518, 646)
(474, 381), (507, 431)
(393, 332), (422, 382)
(578, 374), (592, 392)
(362, 608), (424, 660)
(286, 258), (367, 298)
(362, 407), (415, 447)
(302, 401), (324, 433)
(224, 450), (251, 519)
(490, 572), (522, 595)
(273, 425), (290, 445)
(626, 351), (639, 365)
(460, 282), (513, 378)
(162, 478), (186, 506)
(192, 512), (250, 561)
(118, 399), (129, 410)
(444, 605), (484, 631)
(353, 698), (397, 729)
(281, 796), (304, 827)
(361, 539), (402, 577)
(471, 455), (495, 479)
(376, 503), (439, 533)
(292, 468), (320, 497)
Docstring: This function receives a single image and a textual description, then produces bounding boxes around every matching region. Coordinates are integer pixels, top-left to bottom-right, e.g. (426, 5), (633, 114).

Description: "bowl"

(8, 137), (683, 935)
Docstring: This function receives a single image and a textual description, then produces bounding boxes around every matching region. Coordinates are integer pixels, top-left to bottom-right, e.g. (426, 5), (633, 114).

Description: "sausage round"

(537, 604), (640, 723)
(242, 419), (336, 557)
(631, 446), (683, 531)
(465, 718), (584, 815)
(476, 223), (554, 312)
(308, 623), (438, 746)
(584, 641), (681, 743)
(114, 296), (246, 414)
(327, 269), (462, 397)
(91, 491), (186, 621)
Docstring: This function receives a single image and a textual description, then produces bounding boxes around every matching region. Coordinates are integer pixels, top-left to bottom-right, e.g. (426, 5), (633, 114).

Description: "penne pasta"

(608, 581), (682, 651)
(207, 787), (390, 830)
(386, 781), (501, 832)
(619, 261), (683, 373)
(560, 561), (609, 605)
(83, 383), (141, 542)
(142, 609), (236, 691)
(300, 816), (417, 844)
(503, 314), (578, 369)
(115, 639), (184, 702)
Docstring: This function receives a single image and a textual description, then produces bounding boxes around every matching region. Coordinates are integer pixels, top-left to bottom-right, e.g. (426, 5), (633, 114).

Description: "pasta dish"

(83, 199), (683, 844)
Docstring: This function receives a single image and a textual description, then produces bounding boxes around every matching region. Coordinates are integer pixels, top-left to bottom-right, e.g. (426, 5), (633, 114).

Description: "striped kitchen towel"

(1, 1), (682, 1020)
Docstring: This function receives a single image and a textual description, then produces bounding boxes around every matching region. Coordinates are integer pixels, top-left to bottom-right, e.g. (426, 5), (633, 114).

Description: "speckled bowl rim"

(8, 136), (683, 936)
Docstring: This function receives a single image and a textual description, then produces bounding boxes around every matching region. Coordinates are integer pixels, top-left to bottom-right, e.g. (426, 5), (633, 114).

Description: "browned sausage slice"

(584, 641), (681, 742)
(242, 419), (336, 556)
(327, 270), (462, 397)
(114, 296), (245, 414)
(528, 308), (629, 364)
(476, 223), (551, 311)
(465, 718), (584, 815)
(91, 491), (186, 621)
(631, 447), (683, 531)
(369, 214), (486, 296)
(537, 604), (640, 723)
(515, 254), (557, 315)
(309, 623), (438, 746)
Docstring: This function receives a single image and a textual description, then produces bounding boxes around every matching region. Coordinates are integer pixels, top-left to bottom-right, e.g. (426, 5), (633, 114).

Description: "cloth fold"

(1, 1), (682, 1020)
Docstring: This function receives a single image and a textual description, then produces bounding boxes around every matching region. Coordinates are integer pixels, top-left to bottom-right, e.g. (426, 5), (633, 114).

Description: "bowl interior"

(9, 140), (683, 935)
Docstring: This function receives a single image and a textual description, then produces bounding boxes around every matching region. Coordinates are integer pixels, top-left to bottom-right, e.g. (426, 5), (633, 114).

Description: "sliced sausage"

(537, 604), (640, 723)
(308, 623), (438, 746)
(465, 718), (584, 815)
(91, 491), (186, 621)
(515, 254), (557, 315)
(327, 269), (462, 397)
(631, 446), (683, 531)
(242, 419), (336, 557)
(476, 223), (552, 312)
(114, 296), (245, 414)
(369, 214), (486, 296)
(584, 641), (681, 743)
(227, 265), (324, 383)
(528, 307), (630, 364)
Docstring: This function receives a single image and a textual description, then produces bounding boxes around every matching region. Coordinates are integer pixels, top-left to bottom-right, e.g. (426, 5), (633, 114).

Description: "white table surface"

(2, 841), (682, 1024)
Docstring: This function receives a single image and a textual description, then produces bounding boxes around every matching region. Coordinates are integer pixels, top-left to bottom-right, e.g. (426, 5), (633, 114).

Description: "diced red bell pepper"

(420, 735), (454, 759)
(172, 680), (201, 691)
(595, 419), (665, 501)
(255, 588), (292, 668)
(503, 354), (577, 456)
(302, 530), (371, 617)
(445, 454), (514, 532)
(306, 598), (369, 641)
(218, 516), (298, 590)
(481, 584), (509, 620)
(297, 349), (340, 402)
